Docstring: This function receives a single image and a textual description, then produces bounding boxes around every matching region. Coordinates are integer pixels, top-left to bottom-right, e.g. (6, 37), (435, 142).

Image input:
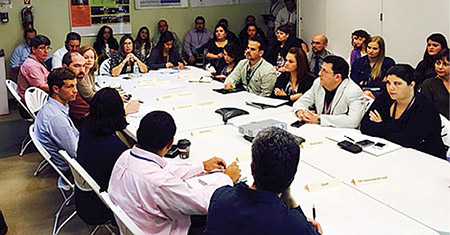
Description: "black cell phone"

(356, 140), (375, 147)
(123, 76), (132, 80)
(337, 140), (363, 154)
(374, 142), (386, 148)
(291, 120), (306, 128)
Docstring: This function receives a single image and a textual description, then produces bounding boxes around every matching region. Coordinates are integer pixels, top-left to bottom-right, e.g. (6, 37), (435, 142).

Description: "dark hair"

(94, 25), (118, 55)
(386, 64), (416, 85)
(436, 48), (449, 62)
(224, 43), (240, 60)
(288, 47), (310, 80)
(218, 18), (229, 28)
(422, 33), (449, 64)
(85, 87), (127, 135)
(135, 26), (152, 54)
(323, 55), (350, 79)
(62, 51), (81, 66)
(213, 24), (229, 42)
(119, 34), (134, 54)
(47, 68), (76, 95)
(195, 16), (205, 23)
(246, 15), (256, 22)
(251, 127), (300, 193)
(65, 32), (81, 43)
(351, 29), (371, 47)
(158, 31), (175, 44)
(137, 111), (176, 153)
(24, 28), (36, 38)
(248, 36), (266, 52)
(276, 24), (292, 35)
(30, 34), (51, 48)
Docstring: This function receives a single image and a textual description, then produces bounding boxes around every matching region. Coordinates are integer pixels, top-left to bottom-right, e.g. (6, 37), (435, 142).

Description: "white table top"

(98, 67), (448, 234)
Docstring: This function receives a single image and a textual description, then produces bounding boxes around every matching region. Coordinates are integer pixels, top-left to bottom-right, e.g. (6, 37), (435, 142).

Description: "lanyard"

(245, 60), (263, 86)
(392, 95), (415, 120)
(130, 151), (162, 168)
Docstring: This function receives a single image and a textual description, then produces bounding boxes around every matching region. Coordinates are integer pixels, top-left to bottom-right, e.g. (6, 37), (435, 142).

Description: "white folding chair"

(58, 150), (114, 235)
(29, 124), (75, 235)
(5, 79), (35, 157)
(439, 114), (450, 160)
(99, 192), (144, 235)
(24, 86), (48, 119)
(99, 58), (111, 76)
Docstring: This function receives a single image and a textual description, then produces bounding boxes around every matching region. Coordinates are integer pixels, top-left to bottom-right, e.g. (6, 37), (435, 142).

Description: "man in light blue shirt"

(9, 28), (36, 74)
(35, 67), (79, 172)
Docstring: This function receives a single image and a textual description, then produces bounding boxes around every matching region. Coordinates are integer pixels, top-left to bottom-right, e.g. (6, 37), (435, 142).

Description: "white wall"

(300, 0), (450, 66)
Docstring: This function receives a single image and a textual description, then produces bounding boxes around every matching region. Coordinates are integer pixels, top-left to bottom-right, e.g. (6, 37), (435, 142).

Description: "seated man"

(205, 127), (322, 235)
(52, 32), (81, 69)
(308, 34), (332, 77)
(293, 55), (365, 128)
(9, 28), (36, 77)
(108, 111), (241, 234)
(224, 37), (277, 97)
(35, 68), (79, 173)
(183, 16), (213, 65)
(17, 34), (51, 101)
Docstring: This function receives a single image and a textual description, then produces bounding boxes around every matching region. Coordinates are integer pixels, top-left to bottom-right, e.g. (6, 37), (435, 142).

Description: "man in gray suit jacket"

(293, 55), (365, 128)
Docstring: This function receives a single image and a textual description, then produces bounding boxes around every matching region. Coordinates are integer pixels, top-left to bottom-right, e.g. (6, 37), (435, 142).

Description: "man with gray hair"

(308, 34), (332, 77)
(205, 127), (322, 235)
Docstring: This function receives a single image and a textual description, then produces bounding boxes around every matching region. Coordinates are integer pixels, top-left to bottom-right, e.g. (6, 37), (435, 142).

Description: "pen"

(312, 204), (316, 220)
(344, 135), (355, 142)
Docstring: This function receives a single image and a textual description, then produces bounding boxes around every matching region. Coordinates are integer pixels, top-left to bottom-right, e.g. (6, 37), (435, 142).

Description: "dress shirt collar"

(248, 57), (264, 70)
(195, 28), (206, 33)
(130, 145), (167, 168)
(48, 97), (69, 115)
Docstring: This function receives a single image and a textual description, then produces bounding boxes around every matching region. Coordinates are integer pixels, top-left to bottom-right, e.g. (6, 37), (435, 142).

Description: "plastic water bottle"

(133, 63), (139, 77)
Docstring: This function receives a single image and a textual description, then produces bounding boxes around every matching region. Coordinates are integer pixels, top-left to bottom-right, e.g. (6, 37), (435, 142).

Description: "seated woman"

(350, 36), (395, 99)
(420, 49), (449, 119)
(214, 43), (240, 82)
(360, 64), (447, 159)
(75, 87), (131, 225)
(110, 35), (148, 77)
(69, 46), (98, 128)
(414, 33), (448, 86)
(268, 24), (308, 67)
(93, 25), (119, 65)
(134, 26), (153, 61)
(239, 23), (266, 51)
(205, 24), (232, 73)
(272, 47), (314, 105)
(147, 31), (185, 70)
(350, 29), (371, 66)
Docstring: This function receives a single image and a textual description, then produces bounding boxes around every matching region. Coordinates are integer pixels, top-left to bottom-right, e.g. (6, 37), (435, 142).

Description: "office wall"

(301, 0), (450, 65)
(0, 0), (269, 75)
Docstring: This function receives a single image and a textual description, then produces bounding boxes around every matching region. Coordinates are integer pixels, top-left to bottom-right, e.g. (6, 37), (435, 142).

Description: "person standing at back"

(308, 34), (332, 78)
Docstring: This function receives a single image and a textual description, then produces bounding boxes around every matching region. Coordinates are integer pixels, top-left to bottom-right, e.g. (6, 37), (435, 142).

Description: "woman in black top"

(75, 87), (130, 225)
(214, 43), (240, 82)
(420, 49), (450, 119)
(414, 33), (448, 86)
(110, 35), (148, 76)
(360, 64), (447, 159)
(147, 31), (185, 70)
(268, 24), (308, 66)
(272, 47), (314, 105)
(205, 24), (232, 73)
(93, 25), (119, 64)
(134, 26), (153, 61)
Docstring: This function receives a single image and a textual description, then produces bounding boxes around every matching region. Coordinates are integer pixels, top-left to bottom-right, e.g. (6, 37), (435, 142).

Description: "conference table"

(97, 66), (450, 235)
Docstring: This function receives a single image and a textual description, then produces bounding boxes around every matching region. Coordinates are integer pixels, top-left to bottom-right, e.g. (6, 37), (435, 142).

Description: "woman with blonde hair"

(350, 36), (395, 99)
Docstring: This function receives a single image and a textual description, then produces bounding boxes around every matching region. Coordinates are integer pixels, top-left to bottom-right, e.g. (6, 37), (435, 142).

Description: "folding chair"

(5, 79), (34, 157)
(24, 87), (48, 118)
(58, 150), (115, 235)
(99, 58), (111, 76)
(29, 124), (75, 235)
(99, 192), (144, 235)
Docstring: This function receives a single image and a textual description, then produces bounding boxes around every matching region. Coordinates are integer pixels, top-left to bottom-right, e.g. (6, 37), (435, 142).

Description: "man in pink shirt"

(17, 34), (51, 101)
(109, 111), (241, 235)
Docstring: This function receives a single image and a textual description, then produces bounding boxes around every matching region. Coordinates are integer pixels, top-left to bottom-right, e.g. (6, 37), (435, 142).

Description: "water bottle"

(133, 63), (139, 77)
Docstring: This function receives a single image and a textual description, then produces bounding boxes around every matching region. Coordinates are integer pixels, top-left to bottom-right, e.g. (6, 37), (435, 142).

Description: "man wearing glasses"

(308, 34), (332, 77)
(17, 34), (52, 101)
